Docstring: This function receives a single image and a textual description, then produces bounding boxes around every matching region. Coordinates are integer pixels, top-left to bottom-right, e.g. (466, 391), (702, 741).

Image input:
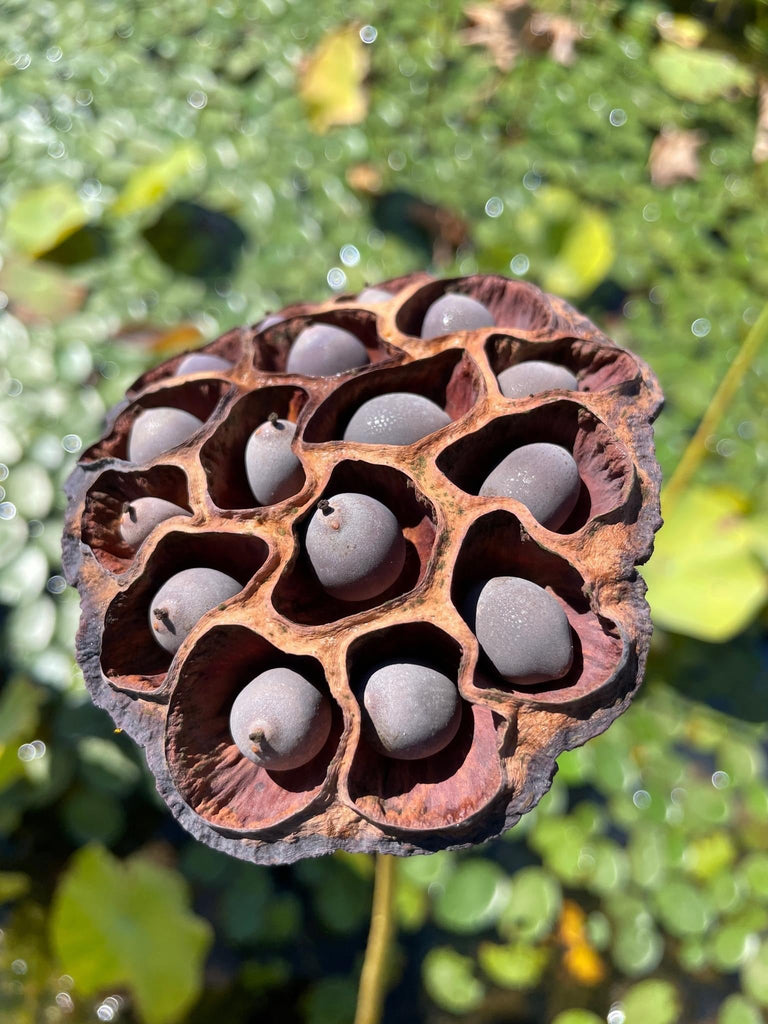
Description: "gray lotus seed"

(362, 661), (461, 760)
(474, 576), (573, 684)
(149, 567), (241, 654)
(305, 492), (406, 602)
(175, 353), (233, 375)
(244, 416), (303, 505)
(229, 667), (332, 772)
(256, 313), (285, 331)
(343, 392), (451, 446)
(497, 361), (578, 399)
(128, 407), (204, 463)
(479, 442), (581, 531)
(421, 293), (495, 339)
(286, 324), (369, 376)
(120, 497), (191, 548)
(357, 287), (393, 304)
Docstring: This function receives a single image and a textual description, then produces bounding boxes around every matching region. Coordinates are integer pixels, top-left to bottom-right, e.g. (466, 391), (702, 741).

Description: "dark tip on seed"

(153, 606), (169, 620)
(317, 498), (334, 516)
(267, 411), (283, 429)
(122, 501), (137, 522)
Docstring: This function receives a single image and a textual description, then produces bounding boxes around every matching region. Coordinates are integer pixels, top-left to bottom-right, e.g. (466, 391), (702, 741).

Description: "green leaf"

(645, 487), (768, 641)
(718, 995), (764, 1024)
(50, 845), (212, 1024)
(0, 871), (30, 904)
(422, 947), (485, 1015)
(395, 875), (428, 931)
(111, 143), (204, 217)
(4, 183), (90, 257)
(478, 941), (548, 989)
(552, 1013), (604, 1024)
(433, 860), (507, 933)
(651, 43), (754, 103)
(77, 737), (141, 795)
(621, 980), (681, 1024)
(742, 940), (768, 1006)
(709, 917), (755, 970)
(0, 677), (43, 793)
(740, 853), (768, 901)
(301, 976), (357, 1024)
(219, 866), (272, 944)
(612, 919), (663, 976)
(499, 867), (561, 942)
(654, 879), (713, 937)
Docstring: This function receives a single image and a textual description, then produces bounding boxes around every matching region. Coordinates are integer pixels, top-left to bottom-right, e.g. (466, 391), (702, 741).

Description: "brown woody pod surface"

(62, 273), (663, 864)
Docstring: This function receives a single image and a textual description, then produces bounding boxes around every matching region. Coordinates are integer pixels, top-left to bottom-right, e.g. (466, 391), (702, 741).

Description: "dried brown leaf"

(649, 126), (704, 188)
(753, 77), (768, 164)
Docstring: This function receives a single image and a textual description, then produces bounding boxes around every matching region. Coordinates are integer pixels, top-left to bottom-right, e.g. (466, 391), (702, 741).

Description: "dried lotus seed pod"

(305, 493), (406, 601)
(63, 271), (663, 865)
(120, 497), (191, 548)
(421, 293), (495, 339)
(479, 442), (581, 531)
(498, 360), (578, 399)
(343, 392), (451, 445)
(149, 567), (241, 654)
(286, 323), (369, 376)
(361, 661), (461, 760)
(244, 415), (303, 505)
(473, 576), (573, 684)
(128, 407), (203, 463)
(229, 667), (332, 771)
(175, 353), (233, 375)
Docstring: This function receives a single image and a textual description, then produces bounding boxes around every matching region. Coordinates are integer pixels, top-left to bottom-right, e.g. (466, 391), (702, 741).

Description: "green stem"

(664, 300), (768, 509)
(354, 854), (397, 1024)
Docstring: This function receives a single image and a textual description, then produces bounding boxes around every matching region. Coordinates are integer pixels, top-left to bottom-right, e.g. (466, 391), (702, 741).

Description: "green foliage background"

(1, 1), (768, 1021)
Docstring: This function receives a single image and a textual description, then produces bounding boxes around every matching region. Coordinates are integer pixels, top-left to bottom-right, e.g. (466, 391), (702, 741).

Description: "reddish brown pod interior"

(62, 273), (662, 864)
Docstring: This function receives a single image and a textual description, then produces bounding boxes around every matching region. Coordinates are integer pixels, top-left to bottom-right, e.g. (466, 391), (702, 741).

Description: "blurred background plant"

(1, 0), (768, 1021)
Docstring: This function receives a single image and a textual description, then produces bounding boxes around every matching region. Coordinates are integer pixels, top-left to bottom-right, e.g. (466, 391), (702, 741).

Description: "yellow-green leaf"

(299, 25), (369, 133)
(111, 143), (205, 217)
(50, 845), (212, 1024)
(0, 871), (31, 904)
(651, 43), (754, 103)
(0, 254), (87, 323)
(543, 206), (614, 300)
(5, 183), (89, 257)
(645, 486), (768, 642)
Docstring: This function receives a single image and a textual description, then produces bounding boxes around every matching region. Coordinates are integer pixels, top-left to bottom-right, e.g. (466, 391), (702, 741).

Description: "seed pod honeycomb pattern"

(62, 273), (663, 864)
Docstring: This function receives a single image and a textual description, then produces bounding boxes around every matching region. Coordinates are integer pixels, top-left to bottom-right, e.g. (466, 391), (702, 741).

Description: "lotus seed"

(120, 497), (191, 548)
(244, 415), (303, 505)
(479, 442), (581, 530)
(343, 392), (451, 445)
(286, 324), (369, 376)
(473, 576), (573, 684)
(305, 492), (406, 601)
(256, 313), (285, 331)
(229, 667), (332, 771)
(149, 567), (241, 654)
(362, 661), (461, 760)
(175, 353), (233, 375)
(357, 287), (393, 304)
(498, 360), (578, 399)
(128, 407), (204, 463)
(421, 293), (495, 339)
